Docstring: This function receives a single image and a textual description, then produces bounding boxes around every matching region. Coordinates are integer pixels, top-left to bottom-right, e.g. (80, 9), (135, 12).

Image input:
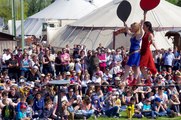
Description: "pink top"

(61, 53), (70, 65)
(98, 53), (106, 67)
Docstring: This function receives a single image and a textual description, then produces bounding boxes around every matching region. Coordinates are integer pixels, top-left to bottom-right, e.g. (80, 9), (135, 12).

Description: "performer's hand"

(123, 21), (126, 27)
(140, 20), (144, 25)
(143, 11), (147, 16)
(143, 11), (147, 21)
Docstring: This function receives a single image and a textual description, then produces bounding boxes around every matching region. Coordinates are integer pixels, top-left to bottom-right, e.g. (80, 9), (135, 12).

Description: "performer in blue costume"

(121, 20), (144, 85)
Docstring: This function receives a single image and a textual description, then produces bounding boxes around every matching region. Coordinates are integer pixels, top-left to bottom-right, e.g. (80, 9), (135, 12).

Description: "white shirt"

(81, 79), (91, 87)
(155, 93), (168, 104)
(75, 62), (82, 73)
(53, 95), (68, 106)
(2, 53), (11, 63)
(92, 76), (101, 84)
(163, 52), (175, 66)
(69, 62), (75, 71)
(109, 66), (120, 74)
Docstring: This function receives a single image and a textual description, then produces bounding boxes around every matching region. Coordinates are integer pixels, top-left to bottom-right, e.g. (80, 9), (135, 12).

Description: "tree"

(166, 0), (178, 4)
(27, 0), (53, 17)
(0, 0), (12, 22)
(177, 0), (181, 6)
(0, 0), (53, 23)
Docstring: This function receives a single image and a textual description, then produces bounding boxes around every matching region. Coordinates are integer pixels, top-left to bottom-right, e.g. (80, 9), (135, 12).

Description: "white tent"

(50, 0), (181, 50)
(16, 0), (112, 37)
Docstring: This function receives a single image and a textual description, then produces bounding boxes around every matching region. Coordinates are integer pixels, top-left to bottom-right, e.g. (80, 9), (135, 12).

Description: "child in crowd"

(92, 95), (103, 117)
(126, 97), (142, 119)
(40, 100), (54, 119)
(16, 104), (30, 120)
(142, 99), (156, 118)
(153, 97), (167, 117)
(1, 98), (15, 120)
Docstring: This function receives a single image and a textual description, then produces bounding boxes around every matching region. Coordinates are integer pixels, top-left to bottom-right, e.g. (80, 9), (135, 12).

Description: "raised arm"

(138, 11), (147, 38)
(123, 22), (132, 36)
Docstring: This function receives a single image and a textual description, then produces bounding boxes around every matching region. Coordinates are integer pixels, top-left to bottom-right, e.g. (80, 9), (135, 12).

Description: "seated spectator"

(169, 94), (181, 116)
(113, 92), (121, 108)
(95, 86), (103, 101)
(0, 91), (15, 108)
(26, 98), (34, 118)
(153, 97), (167, 117)
(8, 85), (21, 105)
(27, 66), (40, 81)
(16, 96), (27, 113)
(16, 104), (30, 120)
(126, 97), (142, 119)
(167, 83), (179, 96)
(33, 92), (44, 117)
(75, 96), (94, 119)
(92, 72), (102, 85)
(40, 100), (55, 119)
(81, 74), (91, 95)
(142, 99), (155, 118)
(92, 95), (103, 117)
(122, 88), (133, 105)
(1, 98), (15, 120)
(103, 92), (120, 118)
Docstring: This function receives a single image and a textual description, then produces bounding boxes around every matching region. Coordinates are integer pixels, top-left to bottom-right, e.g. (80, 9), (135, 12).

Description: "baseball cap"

(154, 97), (162, 102)
(66, 72), (71, 76)
(20, 104), (27, 109)
(20, 79), (25, 83)
(33, 66), (39, 70)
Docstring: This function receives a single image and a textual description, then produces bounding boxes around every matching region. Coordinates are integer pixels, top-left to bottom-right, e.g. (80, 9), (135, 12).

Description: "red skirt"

(140, 50), (157, 74)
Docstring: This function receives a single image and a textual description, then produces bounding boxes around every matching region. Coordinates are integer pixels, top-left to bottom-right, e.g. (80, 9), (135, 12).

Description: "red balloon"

(140, 0), (160, 11)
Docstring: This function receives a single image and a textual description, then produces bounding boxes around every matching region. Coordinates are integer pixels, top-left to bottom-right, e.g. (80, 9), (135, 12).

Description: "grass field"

(88, 111), (181, 120)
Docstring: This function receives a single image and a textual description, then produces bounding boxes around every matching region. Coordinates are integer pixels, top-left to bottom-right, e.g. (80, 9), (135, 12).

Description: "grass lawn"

(88, 111), (181, 120)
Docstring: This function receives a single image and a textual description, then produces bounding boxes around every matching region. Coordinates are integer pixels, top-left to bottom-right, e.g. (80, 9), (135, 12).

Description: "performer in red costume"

(140, 14), (158, 86)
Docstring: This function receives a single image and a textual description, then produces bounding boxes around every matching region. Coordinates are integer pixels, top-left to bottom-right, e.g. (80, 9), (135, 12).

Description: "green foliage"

(27, 0), (54, 17)
(177, 0), (181, 6)
(0, 0), (54, 23)
(0, 0), (12, 22)
(167, 0), (181, 6)
(167, 0), (178, 4)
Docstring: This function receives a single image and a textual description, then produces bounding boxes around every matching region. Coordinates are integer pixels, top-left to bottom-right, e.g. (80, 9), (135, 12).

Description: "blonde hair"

(131, 22), (140, 35)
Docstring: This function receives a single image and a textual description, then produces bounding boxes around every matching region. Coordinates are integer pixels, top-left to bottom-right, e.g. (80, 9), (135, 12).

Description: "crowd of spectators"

(0, 42), (181, 120)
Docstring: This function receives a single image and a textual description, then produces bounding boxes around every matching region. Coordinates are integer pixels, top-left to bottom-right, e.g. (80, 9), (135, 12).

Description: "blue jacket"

(33, 98), (44, 111)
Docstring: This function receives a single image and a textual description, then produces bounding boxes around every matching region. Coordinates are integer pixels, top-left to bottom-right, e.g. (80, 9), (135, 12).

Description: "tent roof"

(16, 0), (113, 36)
(30, 0), (112, 20)
(50, 0), (181, 50)
(16, 18), (45, 36)
(71, 0), (181, 27)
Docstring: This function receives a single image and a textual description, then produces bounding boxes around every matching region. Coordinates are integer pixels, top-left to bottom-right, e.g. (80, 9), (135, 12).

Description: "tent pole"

(113, 31), (116, 49)
(12, 0), (16, 36)
(20, 0), (24, 49)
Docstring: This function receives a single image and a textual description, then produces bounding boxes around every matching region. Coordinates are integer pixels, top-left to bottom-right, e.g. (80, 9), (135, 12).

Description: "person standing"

(163, 48), (175, 71)
(121, 20), (144, 85)
(140, 13), (158, 86)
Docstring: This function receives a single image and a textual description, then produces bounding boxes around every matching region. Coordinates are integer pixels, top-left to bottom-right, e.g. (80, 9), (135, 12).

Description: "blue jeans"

(61, 65), (69, 73)
(42, 66), (53, 75)
(154, 111), (167, 117)
(80, 109), (94, 118)
(171, 105), (180, 113)
(105, 106), (119, 117)
(142, 111), (155, 118)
